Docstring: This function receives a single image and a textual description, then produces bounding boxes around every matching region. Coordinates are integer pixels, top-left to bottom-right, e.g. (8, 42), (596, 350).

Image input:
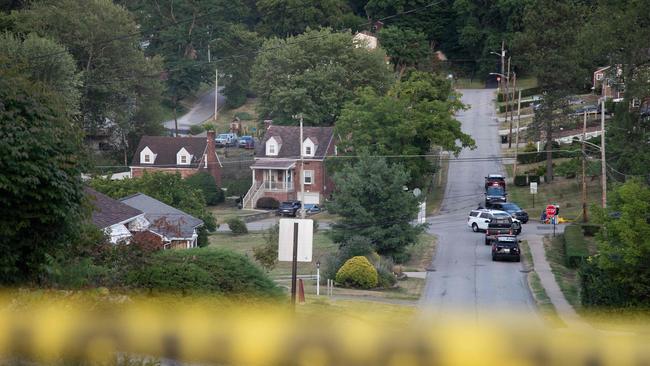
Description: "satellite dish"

(413, 188), (422, 197)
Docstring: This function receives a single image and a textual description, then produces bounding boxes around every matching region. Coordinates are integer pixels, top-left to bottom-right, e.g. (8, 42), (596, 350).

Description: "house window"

(269, 144), (276, 155)
(305, 146), (312, 155)
(181, 155), (187, 164)
(144, 155), (150, 163)
(303, 170), (314, 184)
(596, 73), (603, 81)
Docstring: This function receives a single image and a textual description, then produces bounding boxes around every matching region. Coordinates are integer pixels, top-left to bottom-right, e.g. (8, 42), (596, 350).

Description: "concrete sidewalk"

(524, 234), (591, 329)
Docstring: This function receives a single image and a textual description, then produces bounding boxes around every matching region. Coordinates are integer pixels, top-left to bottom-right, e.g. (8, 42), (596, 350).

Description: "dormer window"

(140, 146), (156, 164)
(176, 147), (192, 165)
(303, 138), (316, 157)
(266, 136), (280, 156)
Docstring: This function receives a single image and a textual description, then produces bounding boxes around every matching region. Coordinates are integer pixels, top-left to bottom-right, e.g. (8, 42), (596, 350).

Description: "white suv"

(467, 209), (521, 232)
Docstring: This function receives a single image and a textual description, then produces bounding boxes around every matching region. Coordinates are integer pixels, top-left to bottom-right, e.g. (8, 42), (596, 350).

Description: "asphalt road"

(421, 89), (539, 321)
(163, 87), (226, 133)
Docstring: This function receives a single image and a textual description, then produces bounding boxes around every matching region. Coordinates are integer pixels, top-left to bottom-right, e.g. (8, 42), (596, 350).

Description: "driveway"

(163, 87), (226, 133)
(420, 89), (539, 321)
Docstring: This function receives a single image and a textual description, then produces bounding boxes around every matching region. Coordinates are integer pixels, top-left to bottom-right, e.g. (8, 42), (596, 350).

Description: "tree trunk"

(546, 120), (553, 183)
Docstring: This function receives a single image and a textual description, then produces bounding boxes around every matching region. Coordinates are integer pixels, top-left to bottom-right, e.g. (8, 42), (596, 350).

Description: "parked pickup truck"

(485, 211), (522, 245)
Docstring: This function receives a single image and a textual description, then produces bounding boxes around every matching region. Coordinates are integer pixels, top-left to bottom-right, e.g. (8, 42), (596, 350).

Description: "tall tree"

(0, 71), (85, 283)
(327, 154), (424, 262)
(126, 0), (250, 131)
(336, 71), (475, 187)
(256, 0), (359, 37)
(513, 0), (588, 182)
(0, 32), (81, 115)
(378, 26), (430, 79)
(17, 0), (165, 161)
(251, 28), (393, 125)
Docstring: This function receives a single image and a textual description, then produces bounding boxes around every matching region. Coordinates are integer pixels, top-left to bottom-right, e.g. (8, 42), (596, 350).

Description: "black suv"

(486, 202), (529, 223)
(485, 186), (507, 205)
(277, 200), (302, 217)
(491, 235), (521, 262)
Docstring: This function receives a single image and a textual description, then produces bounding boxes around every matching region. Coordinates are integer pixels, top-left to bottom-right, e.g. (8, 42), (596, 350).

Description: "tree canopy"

(327, 154), (424, 262)
(251, 28), (394, 125)
(336, 71), (474, 187)
(0, 72), (85, 284)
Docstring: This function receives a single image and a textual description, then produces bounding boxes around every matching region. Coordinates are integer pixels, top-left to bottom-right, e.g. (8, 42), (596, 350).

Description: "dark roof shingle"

(255, 126), (334, 159)
(131, 136), (208, 167)
(85, 187), (143, 229)
(119, 193), (203, 239)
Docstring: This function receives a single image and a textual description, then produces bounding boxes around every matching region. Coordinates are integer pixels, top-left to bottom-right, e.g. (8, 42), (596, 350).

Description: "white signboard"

(530, 182), (538, 194)
(278, 219), (313, 262)
(418, 202), (426, 224)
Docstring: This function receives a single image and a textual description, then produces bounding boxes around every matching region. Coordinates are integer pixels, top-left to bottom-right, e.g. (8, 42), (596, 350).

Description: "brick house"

(129, 131), (222, 185)
(242, 125), (336, 208)
(85, 187), (149, 244)
(593, 65), (624, 100)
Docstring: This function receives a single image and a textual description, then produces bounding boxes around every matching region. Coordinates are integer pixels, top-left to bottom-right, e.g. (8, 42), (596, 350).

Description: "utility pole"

(507, 61), (514, 148)
(513, 89), (522, 177)
(299, 114), (305, 219)
(500, 40), (505, 92)
(582, 111), (588, 222)
(601, 99), (607, 208)
(504, 58), (510, 147)
(213, 68), (218, 121)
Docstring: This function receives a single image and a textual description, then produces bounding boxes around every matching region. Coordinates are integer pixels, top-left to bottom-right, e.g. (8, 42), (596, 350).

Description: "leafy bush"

(226, 217), (248, 235)
(322, 236), (374, 281)
(189, 124), (205, 135)
(335, 256), (378, 289)
(253, 224), (279, 271)
(528, 175), (541, 184)
(535, 165), (547, 178)
(128, 248), (282, 296)
(563, 225), (588, 268)
(499, 100), (534, 113)
(234, 112), (253, 120)
(256, 197), (280, 209)
(580, 257), (631, 307)
(376, 266), (397, 288)
(514, 175), (528, 186)
(46, 257), (109, 289)
(518, 143), (541, 164)
(185, 172), (224, 205)
(555, 159), (580, 178)
(222, 179), (251, 197)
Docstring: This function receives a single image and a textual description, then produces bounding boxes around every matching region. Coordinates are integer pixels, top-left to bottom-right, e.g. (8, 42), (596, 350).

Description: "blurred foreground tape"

(0, 295), (649, 366)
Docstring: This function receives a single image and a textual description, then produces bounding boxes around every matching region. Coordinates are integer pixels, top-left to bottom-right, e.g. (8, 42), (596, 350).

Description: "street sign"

(278, 219), (313, 262)
(530, 182), (538, 194)
(546, 205), (557, 217)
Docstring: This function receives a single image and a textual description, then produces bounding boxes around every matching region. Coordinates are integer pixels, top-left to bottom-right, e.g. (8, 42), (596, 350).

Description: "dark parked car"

(486, 202), (529, 223)
(485, 186), (507, 205)
(238, 135), (255, 149)
(277, 200), (302, 217)
(491, 235), (521, 262)
(572, 104), (598, 116)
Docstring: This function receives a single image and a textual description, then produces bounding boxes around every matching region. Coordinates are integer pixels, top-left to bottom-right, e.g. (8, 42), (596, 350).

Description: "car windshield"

(487, 187), (505, 195)
(501, 203), (520, 211)
(493, 212), (510, 217)
(217, 134), (228, 138)
(242, 136), (252, 140)
(280, 201), (294, 206)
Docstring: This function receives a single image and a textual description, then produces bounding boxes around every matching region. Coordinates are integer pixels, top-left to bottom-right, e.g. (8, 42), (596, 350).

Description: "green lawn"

(505, 173), (602, 222)
(213, 98), (260, 136)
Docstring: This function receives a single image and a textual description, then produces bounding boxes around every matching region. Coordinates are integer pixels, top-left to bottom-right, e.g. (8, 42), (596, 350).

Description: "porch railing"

(262, 181), (294, 191)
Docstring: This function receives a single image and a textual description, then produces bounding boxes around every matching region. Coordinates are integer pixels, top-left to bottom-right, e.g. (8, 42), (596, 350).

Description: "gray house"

(120, 193), (204, 249)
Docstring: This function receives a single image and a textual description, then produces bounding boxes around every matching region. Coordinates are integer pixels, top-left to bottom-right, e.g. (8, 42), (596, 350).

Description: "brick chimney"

(205, 130), (221, 186)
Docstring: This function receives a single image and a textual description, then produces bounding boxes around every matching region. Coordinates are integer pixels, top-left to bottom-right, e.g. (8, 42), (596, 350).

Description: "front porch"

(243, 159), (297, 208)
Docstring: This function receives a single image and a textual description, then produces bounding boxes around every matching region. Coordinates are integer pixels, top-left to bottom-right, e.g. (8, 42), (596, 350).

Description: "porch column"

(268, 169), (271, 189)
(284, 169), (288, 192)
(251, 168), (255, 186)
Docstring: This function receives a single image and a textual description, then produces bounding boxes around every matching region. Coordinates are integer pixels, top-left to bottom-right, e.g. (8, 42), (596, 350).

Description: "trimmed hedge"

(256, 196), (280, 209)
(563, 225), (589, 268)
(514, 175), (528, 186)
(528, 175), (541, 184)
(335, 256), (378, 289)
(497, 87), (542, 102)
(499, 100), (534, 113)
(226, 217), (248, 235)
(127, 248), (282, 296)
